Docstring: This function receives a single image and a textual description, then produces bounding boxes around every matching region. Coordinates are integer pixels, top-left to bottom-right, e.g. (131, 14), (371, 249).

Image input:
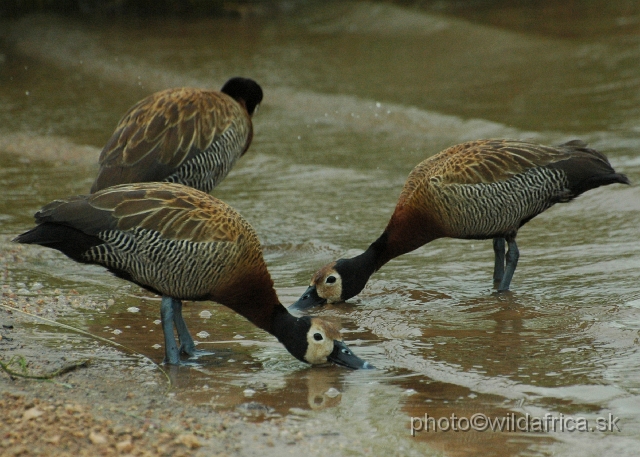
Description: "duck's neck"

(269, 305), (309, 362)
(219, 286), (308, 363)
(344, 226), (417, 278)
(337, 208), (443, 300)
(336, 233), (388, 300)
(375, 204), (444, 266)
(213, 270), (286, 334)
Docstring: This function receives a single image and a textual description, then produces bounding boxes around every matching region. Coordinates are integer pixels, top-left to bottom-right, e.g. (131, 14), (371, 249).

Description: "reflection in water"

(1, 2), (640, 456)
(84, 299), (354, 415)
(184, 367), (345, 416)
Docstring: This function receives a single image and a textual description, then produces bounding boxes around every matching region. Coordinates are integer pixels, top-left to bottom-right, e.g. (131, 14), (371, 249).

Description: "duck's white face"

(301, 318), (373, 369)
(304, 319), (340, 365)
(313, 263), (343, 304)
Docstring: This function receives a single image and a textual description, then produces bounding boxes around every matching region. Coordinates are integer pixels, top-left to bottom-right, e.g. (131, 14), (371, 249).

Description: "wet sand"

(1, 243), (383, 457)
(2, 3), (639, 456)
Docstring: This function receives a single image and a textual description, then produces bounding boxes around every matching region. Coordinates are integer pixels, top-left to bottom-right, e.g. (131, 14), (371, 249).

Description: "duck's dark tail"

(549, 140), (630, 198)
(13, 223), (100, 263)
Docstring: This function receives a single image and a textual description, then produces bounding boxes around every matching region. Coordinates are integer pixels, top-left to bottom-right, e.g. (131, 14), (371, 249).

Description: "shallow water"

(1, 2), (640, 455)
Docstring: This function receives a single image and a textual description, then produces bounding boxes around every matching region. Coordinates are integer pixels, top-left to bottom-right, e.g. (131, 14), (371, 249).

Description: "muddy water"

(1, 2), (640, 456)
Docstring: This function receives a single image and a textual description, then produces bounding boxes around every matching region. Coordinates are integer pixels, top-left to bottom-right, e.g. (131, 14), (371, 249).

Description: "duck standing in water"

(291, 139), (629, 310)
(14, 183), (371, 369)
(91, 77), (263, 194)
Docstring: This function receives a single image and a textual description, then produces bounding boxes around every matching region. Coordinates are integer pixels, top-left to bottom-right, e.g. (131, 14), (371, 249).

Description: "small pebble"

(288, 407), (309, 416)
(176, 433), (201, 449)
(116, 439), (133, 452)
(45, 435), (61, 445)
(89, 431), (107, 444)
(23, 407), (43, 421)
(325, 388), (340, 398)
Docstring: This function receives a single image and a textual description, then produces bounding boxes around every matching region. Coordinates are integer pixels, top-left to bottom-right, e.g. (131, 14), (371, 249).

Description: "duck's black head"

(276, 314), (373, 369)
(289, 256), (372, 311)
(220, 77), (263, 115)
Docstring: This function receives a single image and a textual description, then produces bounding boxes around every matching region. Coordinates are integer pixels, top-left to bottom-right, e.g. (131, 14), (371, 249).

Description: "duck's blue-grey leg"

(492, 237), (505, 283)
(170, 298), (196, 357)
(171, 298), (216, 360)
(497, 237), (519, 292)
(160, 296), (180, 364)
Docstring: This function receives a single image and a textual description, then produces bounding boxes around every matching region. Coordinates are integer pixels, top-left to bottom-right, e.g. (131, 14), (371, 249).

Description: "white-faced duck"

(15, 183), (371, 369)
(90, 77), (263, 194)
(291, 139), (629, 310)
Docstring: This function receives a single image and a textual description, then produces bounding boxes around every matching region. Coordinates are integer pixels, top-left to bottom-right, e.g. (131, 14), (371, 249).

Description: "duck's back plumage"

(91, 86), (256, 194)
(290, 138), (630, 308)
(16, 182), (371, 368)
(390, 139), (628, 243)
(18, 183), (277, 321)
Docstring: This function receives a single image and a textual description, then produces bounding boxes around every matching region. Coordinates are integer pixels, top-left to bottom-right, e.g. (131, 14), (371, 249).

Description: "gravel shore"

(0, 244), (367, 457)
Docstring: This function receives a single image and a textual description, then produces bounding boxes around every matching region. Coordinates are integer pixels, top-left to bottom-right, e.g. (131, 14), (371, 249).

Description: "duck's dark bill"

(328, 340), (373, 370)
(289, 285), (327, 311)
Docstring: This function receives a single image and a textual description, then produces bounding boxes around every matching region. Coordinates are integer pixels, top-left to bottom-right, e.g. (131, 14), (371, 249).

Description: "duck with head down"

(291, 139), (629, 310)
(14, 182), (371, 369)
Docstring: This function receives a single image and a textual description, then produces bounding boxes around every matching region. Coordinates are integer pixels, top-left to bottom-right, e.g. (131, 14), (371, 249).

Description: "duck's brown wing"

(24, 183), (273, 300)
(38, 182), (251, 244)
(399, 139), (621, 206)
(90, 88), (250, 193)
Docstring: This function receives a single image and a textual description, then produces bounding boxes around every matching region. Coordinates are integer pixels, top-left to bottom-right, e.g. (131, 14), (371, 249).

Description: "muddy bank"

(0, 303), (382, 457)
(0, 245), (379, 457)
(2, 3), (640, 456)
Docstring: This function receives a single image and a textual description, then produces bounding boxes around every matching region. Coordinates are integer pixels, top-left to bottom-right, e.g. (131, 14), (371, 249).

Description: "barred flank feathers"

(399, 139), (630, 241)
(91, 78), (262, 193)
(14, 183), (279, 318)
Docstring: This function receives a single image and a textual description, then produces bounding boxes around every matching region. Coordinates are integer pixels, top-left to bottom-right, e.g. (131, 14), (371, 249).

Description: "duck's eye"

(313, 333), (323, 341)
(326, 276), (337, 284)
